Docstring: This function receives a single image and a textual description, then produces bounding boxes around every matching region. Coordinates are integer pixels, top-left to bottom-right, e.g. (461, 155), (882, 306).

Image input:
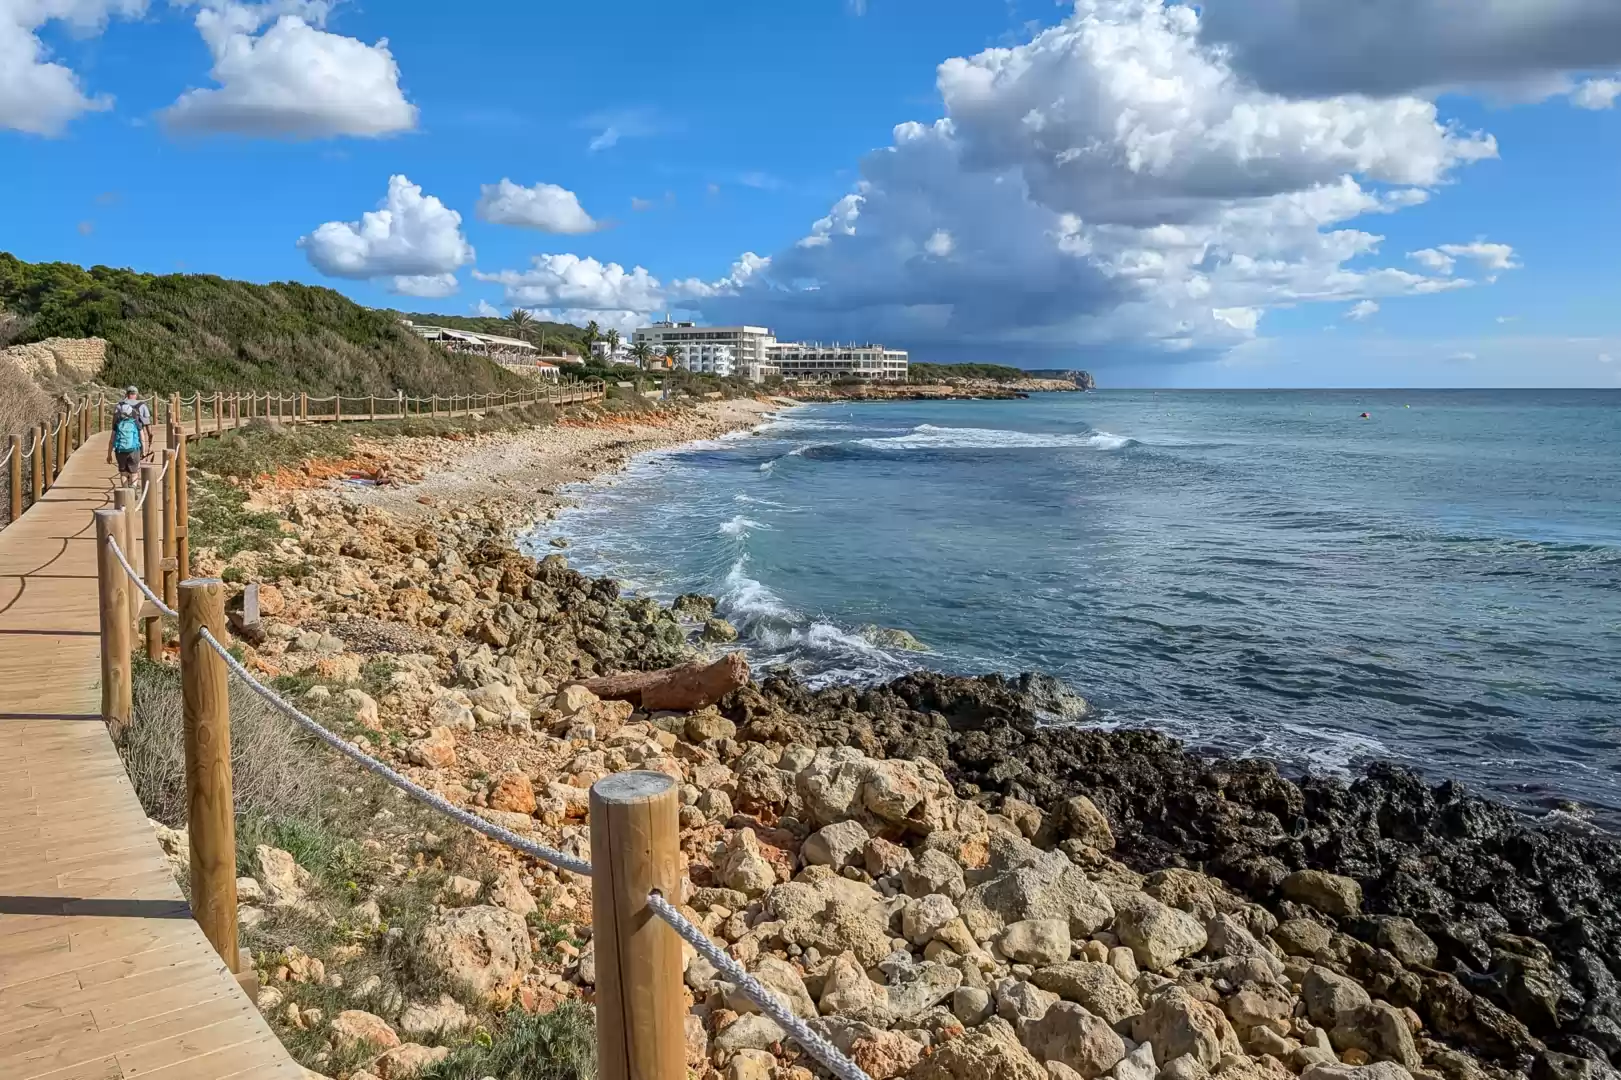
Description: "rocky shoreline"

(173, 410), (1619, 1080)
(788, 379), (1081, 403)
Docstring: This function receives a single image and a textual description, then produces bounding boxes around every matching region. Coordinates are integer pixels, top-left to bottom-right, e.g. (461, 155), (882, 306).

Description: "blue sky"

(4, 0), (1621, 387)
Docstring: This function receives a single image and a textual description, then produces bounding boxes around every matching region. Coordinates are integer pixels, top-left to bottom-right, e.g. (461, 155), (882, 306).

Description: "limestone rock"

(685, 709), (737, 742)
(397, 996), (469, 1040)
(1369, 917), (1438, 969)
(718, 829), (779, 896)
(1112, 1042), (1158, 1080)
(1030, 962), (1141, 1025)
(903, 850), (967, 901)
(419, 906), (531, 1006)
(554, 684), (599, 717)
(1300, 1065), (1415, 1080)
(998, 978), (1060, 1023)
(255, 845), (311, 906)
(1330, 1003), (1421, 1068)
(371, 1043), (451, 1079)
(1000, 919), (1072, 967)
(1114, 893), (1208, 972)
(1021, 1001), (1127, 1079)
(1132, 987), (1232, 1068)
(1301, 965), (1372, 1028)
(884, 958), (963, 1020)
(804, 819), (871, 870)
(953, 985), (994, 1025)
(330, 1010), (399, 1052)
(406, 727), (457, 769)
(960, 860), (1114, 942)
(713, 1013), (785, 1052)
(343, 689), (382, 731)
(1272, 918), (1334, 960)
(820, 952), (890, 1020)
(904, 894), (961, 947)
(865, 836), (913, 878)
(489, 771), (537, 814)
(489, 868), (537, 917)
(1281, 871), (1363, 919)
(1063, 795), (1115, 851)
(908, 1027), (1048, 1080)
(726, 956), (817, 1019)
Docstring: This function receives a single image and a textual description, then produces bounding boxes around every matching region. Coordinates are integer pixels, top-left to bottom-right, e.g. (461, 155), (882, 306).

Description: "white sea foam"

(856, 423), (1136, 451)
(719, 515), (768, 537)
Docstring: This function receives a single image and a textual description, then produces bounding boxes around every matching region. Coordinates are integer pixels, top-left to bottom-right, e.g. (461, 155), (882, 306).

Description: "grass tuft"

(125, 657), (326, 828)
(421, 1004), (596, 1080)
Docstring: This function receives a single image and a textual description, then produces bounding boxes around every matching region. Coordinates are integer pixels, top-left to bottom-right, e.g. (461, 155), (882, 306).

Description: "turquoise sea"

(528, 390), (1621, 824)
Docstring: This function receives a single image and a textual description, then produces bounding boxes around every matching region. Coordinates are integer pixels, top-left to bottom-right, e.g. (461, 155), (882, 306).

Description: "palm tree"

(582, 320), (600, 360)
(629, 341), (653, 370)
(506, 308), (533, 340)
(604, 328), (621, 361)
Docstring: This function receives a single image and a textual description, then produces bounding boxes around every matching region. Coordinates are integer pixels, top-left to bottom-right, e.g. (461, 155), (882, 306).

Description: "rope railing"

(184, 621), (870, 1080)
(646, 893), (874, 1080)
(107, 533), (176, 618)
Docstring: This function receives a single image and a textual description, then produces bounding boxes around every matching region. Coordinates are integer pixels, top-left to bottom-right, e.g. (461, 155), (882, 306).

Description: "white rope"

(106, 535), (176, 617)
(194, 626), (595, 877)
(646, 893), (875, 1080)
(0, 445), (10, 469)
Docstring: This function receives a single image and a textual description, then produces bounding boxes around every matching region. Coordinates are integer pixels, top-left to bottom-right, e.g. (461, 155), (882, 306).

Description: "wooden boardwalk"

(0, 433), (300, 1079)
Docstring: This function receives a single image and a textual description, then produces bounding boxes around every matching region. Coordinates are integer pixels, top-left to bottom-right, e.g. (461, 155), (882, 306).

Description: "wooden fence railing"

(0, 379), (605, 532)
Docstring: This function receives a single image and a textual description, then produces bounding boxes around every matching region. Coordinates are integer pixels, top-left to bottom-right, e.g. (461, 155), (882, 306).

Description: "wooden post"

(299, 392), (308, 424)
(335, 396), (342, 422)
(176, 437), (191, 581)
(431, 394), (438, 417)
(162, 447), (179, 608)
(589, 771), (685, 1080)
(42, 421), (55, 489)
(31, 426), (44, 502)
(194, 392), (202, 436)
(140, 463), (163, 660)
(113, 487), (139, 627)
(369, 394), (375, 420)
(96, 508), (133, 736)
(7, 434), (21, 522)
(171, 394), (181, 431)
(214, 392), (223, 433)
(178, 578), (239, 972)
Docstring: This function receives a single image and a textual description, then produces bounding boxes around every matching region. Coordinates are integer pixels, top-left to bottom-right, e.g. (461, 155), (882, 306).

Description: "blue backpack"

(113, 403), (143, 453)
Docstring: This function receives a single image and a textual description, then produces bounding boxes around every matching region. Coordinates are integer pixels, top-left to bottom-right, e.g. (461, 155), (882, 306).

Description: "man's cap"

(125, 386), (139, 395)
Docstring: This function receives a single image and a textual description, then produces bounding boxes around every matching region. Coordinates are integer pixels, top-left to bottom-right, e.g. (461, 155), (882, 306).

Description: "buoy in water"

(1360, 412), (1371, 419)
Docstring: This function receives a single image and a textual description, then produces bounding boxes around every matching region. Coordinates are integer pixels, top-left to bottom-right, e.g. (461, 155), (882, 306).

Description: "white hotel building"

(632, 321), (908, 382)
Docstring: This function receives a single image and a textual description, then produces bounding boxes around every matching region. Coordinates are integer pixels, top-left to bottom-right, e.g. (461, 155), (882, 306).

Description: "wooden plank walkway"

(0, 432), (301, 1079)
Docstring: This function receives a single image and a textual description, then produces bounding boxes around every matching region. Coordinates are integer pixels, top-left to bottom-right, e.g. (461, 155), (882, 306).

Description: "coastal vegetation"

(908, 361), (1029, 381)
(0, 253), (527, 397)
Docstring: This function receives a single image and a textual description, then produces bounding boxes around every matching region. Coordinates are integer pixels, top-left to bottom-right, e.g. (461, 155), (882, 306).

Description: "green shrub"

(0, 253), (529, 397)
(423, 1004), (596, 1080)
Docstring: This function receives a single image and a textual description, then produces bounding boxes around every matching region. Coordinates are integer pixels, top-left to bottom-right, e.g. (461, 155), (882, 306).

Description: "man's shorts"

(116, 450), (140, 476)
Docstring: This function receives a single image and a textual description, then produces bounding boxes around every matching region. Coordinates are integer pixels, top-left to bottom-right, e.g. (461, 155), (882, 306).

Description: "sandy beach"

(304, 396), (779, 527)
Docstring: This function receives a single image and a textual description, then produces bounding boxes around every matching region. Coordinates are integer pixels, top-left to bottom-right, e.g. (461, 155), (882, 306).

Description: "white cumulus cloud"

(1410, 242), (1520, 276)
(299, 175), (474, 296)
(693, 0), (1500, 355)
(476, 179), (598, 234)
(0, 0), (145, 135)
(389, 273), (458, 298)
(162, 1), (417, 138)
(1346, 300), (1380, 321)
(1572, 77), (1621, 109)
(472, 254), (665, 314)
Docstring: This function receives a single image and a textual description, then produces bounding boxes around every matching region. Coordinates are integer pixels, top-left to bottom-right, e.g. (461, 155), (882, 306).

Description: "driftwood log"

(579, 652), (750, 712)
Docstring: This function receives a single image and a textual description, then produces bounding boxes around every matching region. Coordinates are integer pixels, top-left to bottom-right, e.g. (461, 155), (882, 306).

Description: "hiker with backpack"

(106, 386), (152, 488)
